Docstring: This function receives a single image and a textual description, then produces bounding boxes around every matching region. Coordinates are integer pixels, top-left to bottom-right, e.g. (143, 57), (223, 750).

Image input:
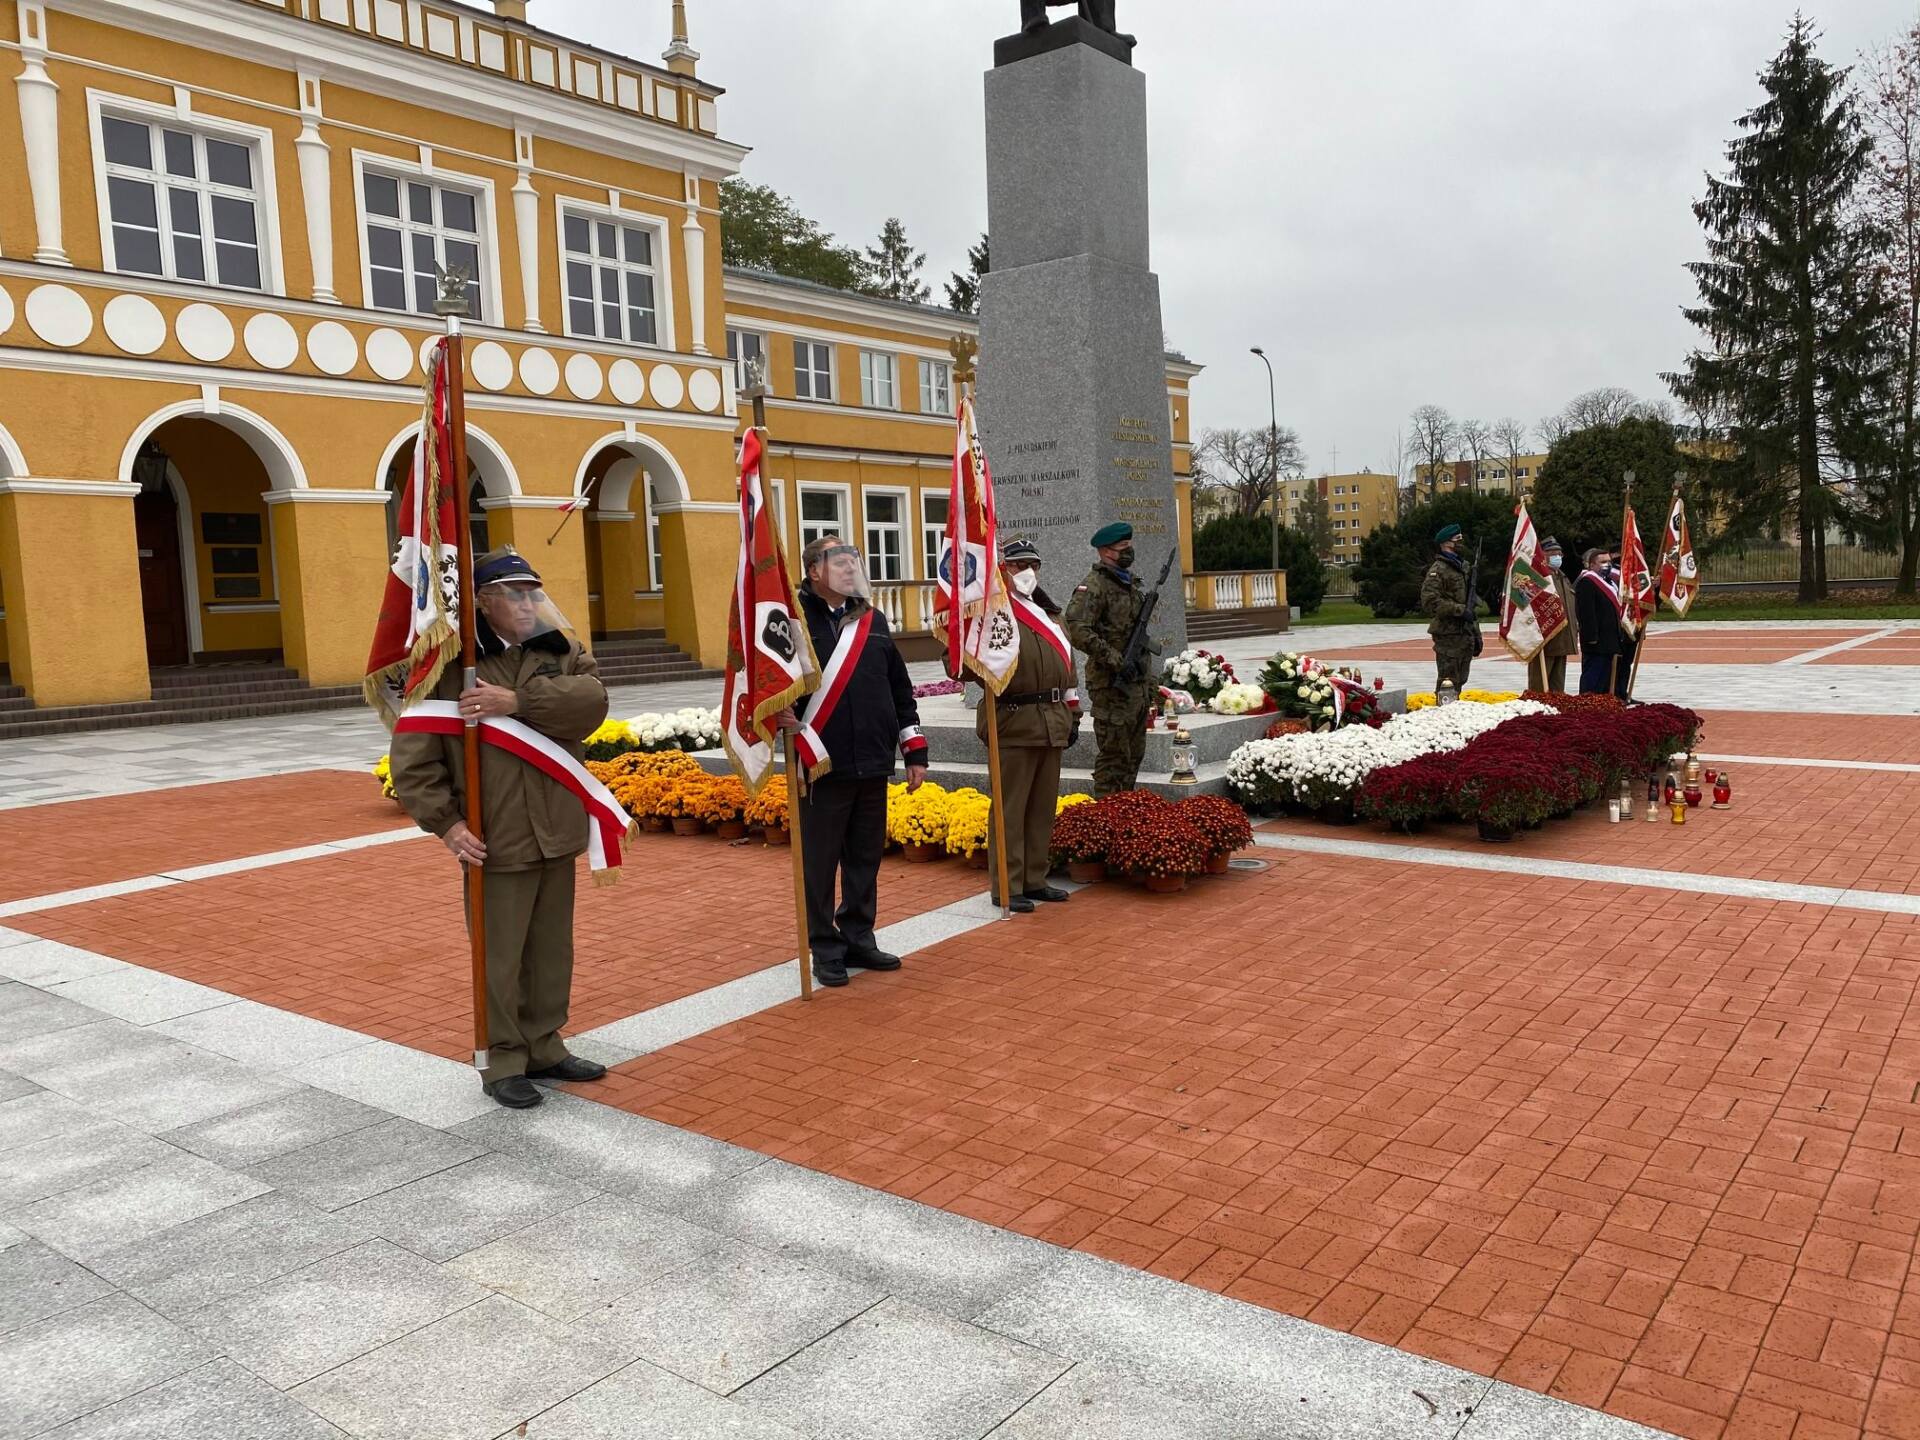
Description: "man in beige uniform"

(390, 546), (610, 1109)
(981, 538), (1078, 912)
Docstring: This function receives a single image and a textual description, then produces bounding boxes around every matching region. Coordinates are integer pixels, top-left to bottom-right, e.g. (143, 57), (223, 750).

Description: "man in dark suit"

(1575, 546), (1627, 697)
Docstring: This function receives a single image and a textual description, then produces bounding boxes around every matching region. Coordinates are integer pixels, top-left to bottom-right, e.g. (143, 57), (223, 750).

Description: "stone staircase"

(0, 629), (715, 741)
(1185, 607), (1290, 644)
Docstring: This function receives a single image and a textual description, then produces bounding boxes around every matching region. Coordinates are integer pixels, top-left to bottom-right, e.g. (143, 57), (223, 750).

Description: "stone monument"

(979, 2), (1186, 655)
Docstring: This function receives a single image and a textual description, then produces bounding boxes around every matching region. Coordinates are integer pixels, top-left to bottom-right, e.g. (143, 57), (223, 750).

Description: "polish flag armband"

(899, 724), (928, 761)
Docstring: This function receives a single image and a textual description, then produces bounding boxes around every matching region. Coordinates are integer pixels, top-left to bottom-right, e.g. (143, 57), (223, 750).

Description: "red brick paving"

(589, 856), (1920, 1440)
(1697, 714), (1920, 766)
(1312, 628), (1886, 669)
(15, 828), (986, 1058)
(0, 771), (405, 904)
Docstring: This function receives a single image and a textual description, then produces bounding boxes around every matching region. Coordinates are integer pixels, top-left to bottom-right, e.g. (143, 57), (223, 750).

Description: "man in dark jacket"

(1529, 536), (1579, 693)
(1575, 546), (1626, 696)
(787, 535), (929, 988)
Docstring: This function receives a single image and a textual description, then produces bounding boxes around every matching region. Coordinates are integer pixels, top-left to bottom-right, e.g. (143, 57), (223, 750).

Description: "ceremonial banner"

(364, 340), (459, 728)
(722, 427), (821, 796)
(1620, 502), (1657, 638)
(1498, 502), (1568, 663)
(932, 394), (1020, 694)
(1658, 493), (1699, 616)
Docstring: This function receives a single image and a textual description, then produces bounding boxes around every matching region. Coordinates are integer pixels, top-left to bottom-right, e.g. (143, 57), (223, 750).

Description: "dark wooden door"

(135, 487), (189, 667)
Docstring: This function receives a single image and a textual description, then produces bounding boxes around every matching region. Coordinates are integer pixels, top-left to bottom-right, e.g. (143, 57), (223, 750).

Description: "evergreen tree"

(865, 217), (930, 303)
(719, 179), (873, 293)
(946, 233), (990, 313)
(1534, 417), (1690, 559)
(1667, 15), (1893, 602)
(1291, 486), (1335, 557)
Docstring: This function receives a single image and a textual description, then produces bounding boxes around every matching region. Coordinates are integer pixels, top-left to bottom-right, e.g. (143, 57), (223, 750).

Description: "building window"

(726, 328), (765, 391)
(799, 486), (845, 550)
(865, 491), (905, 581)
(101, 113), (266, 290)
(921, 491), (949, 578)
(561, 211), (658, 344)
(363, 168), (483, 319)
(794, 340), (834, 401)
(859, 351), (898, 410)
(920, 360), (952, 416)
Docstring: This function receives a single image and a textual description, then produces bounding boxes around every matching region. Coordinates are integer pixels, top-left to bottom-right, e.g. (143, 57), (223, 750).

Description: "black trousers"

(799, 774), (888, 966)
(1579, 652), (1619, 695)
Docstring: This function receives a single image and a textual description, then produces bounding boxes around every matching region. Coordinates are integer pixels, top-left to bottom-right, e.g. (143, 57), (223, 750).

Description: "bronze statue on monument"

(1020, 0), (1130, 44)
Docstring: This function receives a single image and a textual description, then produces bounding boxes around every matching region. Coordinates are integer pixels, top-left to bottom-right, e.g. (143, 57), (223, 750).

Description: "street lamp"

(1250, 347), (1279, 571)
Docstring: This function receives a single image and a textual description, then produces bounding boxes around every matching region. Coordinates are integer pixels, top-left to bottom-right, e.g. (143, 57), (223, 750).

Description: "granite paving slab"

(596, 1238), (883, 1394)
(733, 1297), (1068, 1440)
(287, 1040), (498, 1129)
(0, 983), (105, 1041)
(149, 1000), (370, 1071)
(981, 1358), (1293, 1439)
(16, 1149), (271, 1261)
(46, 968), (232, 1026)
(163, 1087), (389, 1169)
(0, 1293), (209, 1440)
(516, 1359), (809, 1440)
(0, 940), (128, 988)
(33, 1357), (347, 1439)
(290, 1294), (633, 1440)
(0, 1090), (100, 1152)
(0, 1068), (38, 1103)
(0, 1238), (116, 1337)
(181, 1239), (490, 1389)
(335, 1152), (597, 1261)
(245, 1116), (480, 1212)
(0, 1122), (174, 1209)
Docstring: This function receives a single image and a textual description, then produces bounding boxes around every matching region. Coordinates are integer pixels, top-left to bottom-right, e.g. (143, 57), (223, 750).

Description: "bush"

(1191, 516), (1327, 616)
(1534, 417), (1686, 560)
(1351, 492), (1512, 618)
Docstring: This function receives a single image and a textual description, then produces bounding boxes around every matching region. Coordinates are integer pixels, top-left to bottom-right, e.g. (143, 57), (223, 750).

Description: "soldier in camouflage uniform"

(1420, 522), (1483, 691)
(1064, 521), (1157, 797)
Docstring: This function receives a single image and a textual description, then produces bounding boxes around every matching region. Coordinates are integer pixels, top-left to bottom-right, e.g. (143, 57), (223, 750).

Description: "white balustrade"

(1214, 574), (1244, 610)
(1249, 571), (1277, 608)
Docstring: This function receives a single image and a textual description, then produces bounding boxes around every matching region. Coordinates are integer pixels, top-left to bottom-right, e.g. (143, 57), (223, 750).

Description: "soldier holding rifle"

(1064, 520), (1168, 797)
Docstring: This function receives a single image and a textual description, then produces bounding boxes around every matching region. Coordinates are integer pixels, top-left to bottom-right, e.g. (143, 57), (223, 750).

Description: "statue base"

(994, 16), (1134, 69)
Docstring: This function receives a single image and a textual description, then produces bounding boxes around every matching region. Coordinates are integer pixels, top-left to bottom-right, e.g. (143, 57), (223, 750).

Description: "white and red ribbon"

(791, 608), (872, 776)
(394, 700), (635, 876)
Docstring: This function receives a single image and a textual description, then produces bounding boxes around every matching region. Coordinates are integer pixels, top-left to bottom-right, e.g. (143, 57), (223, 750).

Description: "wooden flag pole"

(436, 270), (489, 1072)
(1628, 475), (1681, 701)
(1620, 470), (1639, 703)
(747, 378), (813, 1002)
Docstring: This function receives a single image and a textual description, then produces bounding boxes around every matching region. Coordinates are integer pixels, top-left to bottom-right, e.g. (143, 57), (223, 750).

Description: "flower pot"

(1317, 801), (1357, 826)
(1389, 817), (1426, 835)
(966, 850), (989, 870)
(762, 824), (790, 847)
(1204, 851), (1231, 875)
(714, 820), (747, 840)
(1067, 861), (1108, 884)
(1145, 874), (1188, 894)
(671, 816), (704, 836)
(642, 815), (670, 833)
(1476, 820), (1516, 843)
(902, 842), (939, 863)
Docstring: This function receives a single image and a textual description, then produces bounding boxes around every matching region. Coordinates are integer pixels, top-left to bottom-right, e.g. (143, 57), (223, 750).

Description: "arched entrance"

(131, 442), (190, 666)
(573, 433), (689, 637)
(377, 421), (520, 559)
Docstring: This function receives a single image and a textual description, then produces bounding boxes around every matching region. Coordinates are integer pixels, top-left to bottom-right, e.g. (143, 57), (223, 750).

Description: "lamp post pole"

(1250, 347), (1279, 571)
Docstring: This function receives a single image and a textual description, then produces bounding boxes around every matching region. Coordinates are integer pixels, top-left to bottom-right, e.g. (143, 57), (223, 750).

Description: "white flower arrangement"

(1226, 699), (1552, 810)
(628, 706), (723, 753)
(1161, 647), (1235, 703)
(1210, 682), (1267, 715)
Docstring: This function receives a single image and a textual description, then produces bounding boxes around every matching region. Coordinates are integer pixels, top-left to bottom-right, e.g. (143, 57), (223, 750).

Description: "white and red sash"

(1010, 595), (1079, 710)
(394, 700), (635, 880)
(1578, 568), (1624, 617)
(792, 608), (871, 777)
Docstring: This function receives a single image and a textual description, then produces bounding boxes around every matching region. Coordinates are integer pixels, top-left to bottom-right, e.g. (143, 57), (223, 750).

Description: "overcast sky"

(555, 0), (1916, 475)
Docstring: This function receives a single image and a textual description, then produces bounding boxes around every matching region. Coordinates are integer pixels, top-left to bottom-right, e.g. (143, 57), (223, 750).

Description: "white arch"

(0, 420), (27, 479)
(570, 430), (691, 508)
(374, 420), (523, 499)
(118, 399), (309, 492)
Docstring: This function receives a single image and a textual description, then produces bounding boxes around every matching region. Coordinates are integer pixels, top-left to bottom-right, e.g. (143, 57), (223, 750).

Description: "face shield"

(809, 543), (871, 603)
(476, 579), (574, 652)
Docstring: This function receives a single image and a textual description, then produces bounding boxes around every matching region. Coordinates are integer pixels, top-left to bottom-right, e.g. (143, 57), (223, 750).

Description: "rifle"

(1464, 538), (1485, 657)
(1118, 547), (1177, 681)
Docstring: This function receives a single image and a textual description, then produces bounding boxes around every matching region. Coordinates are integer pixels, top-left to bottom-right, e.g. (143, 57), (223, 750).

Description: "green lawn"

(1303, 596), (1920, 626)
(1301, 600), (1409, 626)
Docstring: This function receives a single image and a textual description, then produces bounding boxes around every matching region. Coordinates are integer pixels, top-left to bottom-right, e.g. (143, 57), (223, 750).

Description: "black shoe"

(813, 965), (850, 988)
(992, 896), (1037, 914)
(1024, 887), (1070, 903)
(484, 1075), (543, 1109)
(527, 1056), (607, 1083)
(846, 949), (902, 971)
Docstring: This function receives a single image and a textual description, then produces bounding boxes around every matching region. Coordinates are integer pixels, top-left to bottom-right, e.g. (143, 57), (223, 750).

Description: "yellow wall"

(271, 497), (389, 685)
(0, 489), (150, 704)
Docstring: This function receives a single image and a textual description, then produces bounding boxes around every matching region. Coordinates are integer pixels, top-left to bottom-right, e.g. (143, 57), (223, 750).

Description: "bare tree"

(1537, 387), (1667, 452)
(1407, 404), (1456, 502)
(1192, 425), (1305, 520)
(1492, 417), (1531, 496)
(1457, 418), (1493, 494)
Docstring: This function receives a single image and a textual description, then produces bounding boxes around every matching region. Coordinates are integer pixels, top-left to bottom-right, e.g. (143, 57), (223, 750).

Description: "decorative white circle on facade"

(470, 340), (514, 392)
(647, 363), (685, 409)
(519, 347), (560, 396)
(24, 284), (93, 348)
(419, 334), (441, 373)
(608, 358), (646, 406)
(102, 294), (167, 356)
(366, 327), (415, 382)
(175, 302), (235, 362)
(564, 352), (604, 401)
(687, 368), (723, 414)
(307, 319), (359, 376)
(243, 313), (299, 370)
(0, 284), (13, 337)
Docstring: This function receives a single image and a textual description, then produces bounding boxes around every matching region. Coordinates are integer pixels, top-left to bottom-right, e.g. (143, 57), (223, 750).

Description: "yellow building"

(0, 0), (1202, 713)
(1280, 471), (1398, 562)
(1412, 454), (1548, 502)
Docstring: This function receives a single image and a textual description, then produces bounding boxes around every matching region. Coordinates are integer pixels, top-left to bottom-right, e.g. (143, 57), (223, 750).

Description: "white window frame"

(554, 198), (674, 350)
(639, 474), (667, 593)
(726, 327), (766, 392)
(798, 481), (850, 553)
(87, 90), (286, 296)
(862, 484), (910, 583)
(793, 338), (835, 402)
(919, 358), (953, 416)
(919, 488), (950, 582)
(350, 149), (504, 324)
(859, 350), (899, 411)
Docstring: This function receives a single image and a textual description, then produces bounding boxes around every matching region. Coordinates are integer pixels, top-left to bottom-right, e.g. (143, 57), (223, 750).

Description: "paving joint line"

(1777, 624), (1900, 665)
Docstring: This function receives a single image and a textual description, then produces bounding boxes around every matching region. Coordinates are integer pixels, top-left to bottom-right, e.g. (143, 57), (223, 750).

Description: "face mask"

(1548, 554), (1563, 571)
(1115, 547), (1136, 571)
(1011, 568), (1040, 597)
